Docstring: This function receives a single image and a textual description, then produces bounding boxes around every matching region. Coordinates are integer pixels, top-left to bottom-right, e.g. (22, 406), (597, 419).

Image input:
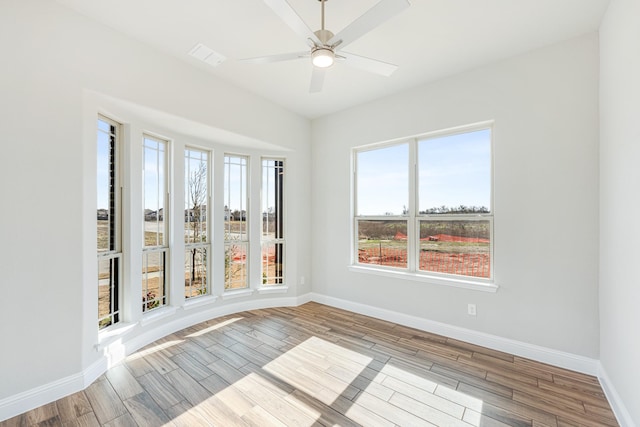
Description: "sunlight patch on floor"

(186, 335), (485, 426)
(264, 337), (372, 404)
(125, 339), (184, 361)
(186, 317), (244, 337)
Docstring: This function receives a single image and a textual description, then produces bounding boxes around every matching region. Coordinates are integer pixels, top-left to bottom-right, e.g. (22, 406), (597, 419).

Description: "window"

(184, 148), (210, 298)
(142, 135), (169, 311)
(356, 144), (409, 269)
(224, 155), (248, 290)
(261, 159), (285, 285)
(355, 125), (493, 282)
(417, 129), (492, 278)
(97, 116), (121, 329)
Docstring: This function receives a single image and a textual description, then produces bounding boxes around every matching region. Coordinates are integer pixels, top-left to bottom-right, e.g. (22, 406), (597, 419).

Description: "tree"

(187, 162), (207, 284)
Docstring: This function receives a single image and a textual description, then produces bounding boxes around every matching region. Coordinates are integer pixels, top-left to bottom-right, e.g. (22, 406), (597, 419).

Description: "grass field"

(357, 219), (491, 277)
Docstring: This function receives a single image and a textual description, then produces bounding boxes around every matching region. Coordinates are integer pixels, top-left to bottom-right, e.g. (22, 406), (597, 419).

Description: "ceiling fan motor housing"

(314, 29), (334, 45)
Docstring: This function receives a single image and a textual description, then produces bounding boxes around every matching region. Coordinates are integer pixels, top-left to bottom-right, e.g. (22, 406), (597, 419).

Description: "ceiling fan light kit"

(311, 47), (335, 68)
(243, 0), (410, 92)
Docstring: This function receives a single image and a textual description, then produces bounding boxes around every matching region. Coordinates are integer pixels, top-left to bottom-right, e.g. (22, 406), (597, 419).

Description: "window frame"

(352, 122), (497, 291)
(223, 153), (250, 291)
(184, 147), (211, 299)
(142, 134), (170, 312)
(261, 158), (286, 287)
(97, 115), (123, 330)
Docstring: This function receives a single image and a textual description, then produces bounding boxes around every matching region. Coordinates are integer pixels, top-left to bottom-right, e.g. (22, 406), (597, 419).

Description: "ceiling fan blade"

(327, 0), (410, 49)
(340, 51), (398, 76)
(309, 67), (326, 93)
(241, 51), (309, 64)
(264, 0), (322, 46)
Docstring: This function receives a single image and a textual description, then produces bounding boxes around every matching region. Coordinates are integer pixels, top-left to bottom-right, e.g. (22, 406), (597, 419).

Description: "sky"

(96, 120), (112, 211)
(97, 130), (167, 212)
(99, 122), (491, 218)
(357, 128), (491, 216)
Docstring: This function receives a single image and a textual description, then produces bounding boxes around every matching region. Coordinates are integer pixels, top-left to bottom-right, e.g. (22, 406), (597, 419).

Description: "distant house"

(185, 205), (207, 222)
(144, 208), (164, 221)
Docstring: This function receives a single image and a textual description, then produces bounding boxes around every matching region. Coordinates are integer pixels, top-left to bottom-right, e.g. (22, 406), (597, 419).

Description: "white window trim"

(223, 153), (250, 291)
(140, 305), (178, 326)
(260, 157), (286, 287)
(142, 134), (171, 312)
(184, 146), (212, 300)
(221, 288), (255, 300)
(348, 265), (498, 292)
(257, 285), (289, 294)
(97, 322), (137, 350)
(351, 122), (496, 290)
(97, 115), (123, 331)
(183, 295), (218, 310)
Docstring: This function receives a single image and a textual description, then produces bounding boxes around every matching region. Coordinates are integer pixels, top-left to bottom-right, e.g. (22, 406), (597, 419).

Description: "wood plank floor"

(1, 302), (618, 427)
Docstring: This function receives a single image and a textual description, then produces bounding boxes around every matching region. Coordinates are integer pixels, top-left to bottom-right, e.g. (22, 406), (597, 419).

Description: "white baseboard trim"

(598, 363), (636, 427)
(309, 292), (600, 376)
(0, 293), (311, 422)
(0, 371), (84, 423)
(3, 291), (629, 424)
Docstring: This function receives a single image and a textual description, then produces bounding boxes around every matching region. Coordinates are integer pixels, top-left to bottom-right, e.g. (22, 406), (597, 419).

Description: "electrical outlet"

(468, 304), (477, 316)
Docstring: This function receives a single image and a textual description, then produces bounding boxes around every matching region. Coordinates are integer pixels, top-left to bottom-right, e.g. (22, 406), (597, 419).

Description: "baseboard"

(0, 293), (311, 422)
(598, 363), (636, 427)
(0, 368), (85, 422)
(309, 292), (600, 376)
(1, 291), (623, 424)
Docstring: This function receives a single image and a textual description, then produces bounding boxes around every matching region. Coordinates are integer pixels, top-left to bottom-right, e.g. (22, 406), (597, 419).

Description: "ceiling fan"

(242, 0), (411, 92)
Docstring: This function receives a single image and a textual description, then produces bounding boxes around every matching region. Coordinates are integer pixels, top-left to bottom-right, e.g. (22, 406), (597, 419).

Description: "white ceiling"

(55, 0), (610, 119)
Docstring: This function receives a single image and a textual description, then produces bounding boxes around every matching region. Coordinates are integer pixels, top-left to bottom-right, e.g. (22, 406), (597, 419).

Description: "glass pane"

(262, 159), (284, 239)
(224, 156), (248, 241)
(142, 250), (166, 311)
(225, 242), (248, 290)
(98, 256), (119, 329)
(143, 137), (166, 247)
(357, 144), (409, 216)
(262, 242), (284, 285)
(97, 119), (111, 132)
(419, 129), (491, 214)
(357, 220), (408, 268)
(419, 220), (490, 278)
(185, 149), (209, 245)
(185, 247), (208, 298)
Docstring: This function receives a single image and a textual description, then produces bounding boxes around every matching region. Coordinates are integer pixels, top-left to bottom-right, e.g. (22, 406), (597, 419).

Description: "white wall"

(0, 0), (311, 405)
(311, 34), (600, 358)
(599, 0), (640, 423)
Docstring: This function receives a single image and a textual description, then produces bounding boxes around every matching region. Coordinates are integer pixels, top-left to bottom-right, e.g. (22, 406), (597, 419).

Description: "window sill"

(221, 288), (255, 300)
(141, 306), (178, 326)
(256, 285), (289, 294)
(97, 322), (137, 351)
(348, 265), (499, 293)
(184, 295), (218, 311)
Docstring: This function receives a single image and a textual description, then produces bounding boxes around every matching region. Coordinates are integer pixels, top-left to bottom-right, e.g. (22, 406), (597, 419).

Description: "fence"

(358, 247), (490, 278)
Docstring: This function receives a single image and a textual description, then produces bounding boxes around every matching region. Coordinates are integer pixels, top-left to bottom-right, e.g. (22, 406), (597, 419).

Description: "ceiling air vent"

(189, 43), (226, 67)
